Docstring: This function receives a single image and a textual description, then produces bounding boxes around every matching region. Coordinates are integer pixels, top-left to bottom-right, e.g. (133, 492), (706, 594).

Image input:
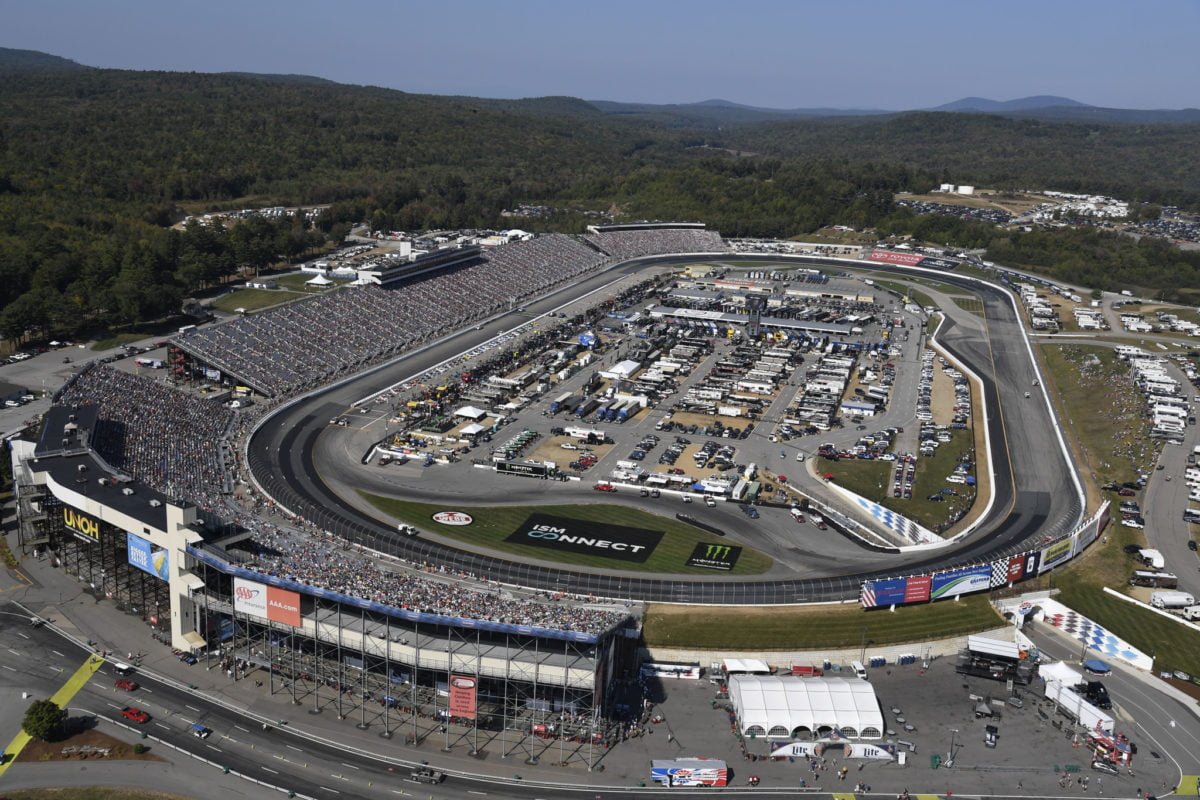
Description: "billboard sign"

(126, 532), (169, 581)
(930, 564), (992, 600)
(233, 577), (268, 618)
(432, 511), (473, 526)
(449, 675), (478, 720)
(685, 542), (742, 571)
(904, 574), (932, 603)
(869, 249), (924, 266)
(234, 577), (301, 626)
(505, 513), (662, 563)
(863, 577), (908, 607)
(266, 585), (302, 627)
(63, 507), (101, 544)
(1039, 538), (1074, 574)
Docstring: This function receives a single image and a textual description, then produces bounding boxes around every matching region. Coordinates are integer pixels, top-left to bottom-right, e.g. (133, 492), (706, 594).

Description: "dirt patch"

(928, 352), (958, 426)
(17, 727), (167, 764)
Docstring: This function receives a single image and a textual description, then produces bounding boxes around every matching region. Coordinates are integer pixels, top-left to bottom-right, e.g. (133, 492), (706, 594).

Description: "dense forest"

(3, 56), (1200, 341)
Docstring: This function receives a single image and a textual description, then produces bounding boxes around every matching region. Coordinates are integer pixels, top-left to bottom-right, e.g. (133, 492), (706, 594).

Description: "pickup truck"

(409, 767), (445, 784)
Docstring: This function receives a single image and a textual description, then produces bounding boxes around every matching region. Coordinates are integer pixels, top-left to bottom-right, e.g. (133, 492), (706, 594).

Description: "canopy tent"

(305, 274), (332, 286)
(729, 675), (884, 740)
(460, 423), (486, 437)
(454, 406), (487, 421)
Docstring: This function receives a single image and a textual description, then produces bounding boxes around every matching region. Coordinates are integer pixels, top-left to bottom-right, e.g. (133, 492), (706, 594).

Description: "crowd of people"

(225, 520), (627, 636)
(586, 229), (728, 260)
(176, 234), (611, 396)
(47, 231), (731, 636)
(56, 364), (235, 511)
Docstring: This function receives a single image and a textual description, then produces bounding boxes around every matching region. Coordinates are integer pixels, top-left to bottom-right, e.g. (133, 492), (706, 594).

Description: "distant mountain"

(0, 46), (90, 72)
(589, 98), (893, 128)
(932, 95), (1089, 112)
(218, 71), (338, 86)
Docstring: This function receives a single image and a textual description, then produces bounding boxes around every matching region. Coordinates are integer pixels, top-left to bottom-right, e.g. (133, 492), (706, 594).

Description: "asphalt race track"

(247, 254), (1084, 603)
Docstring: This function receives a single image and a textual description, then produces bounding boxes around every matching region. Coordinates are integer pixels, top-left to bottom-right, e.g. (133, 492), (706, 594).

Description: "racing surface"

(248, 254), (1084, 603)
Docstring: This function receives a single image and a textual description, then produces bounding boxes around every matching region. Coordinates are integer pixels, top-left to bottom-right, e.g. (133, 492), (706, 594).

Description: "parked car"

(114, 678), (138, 692)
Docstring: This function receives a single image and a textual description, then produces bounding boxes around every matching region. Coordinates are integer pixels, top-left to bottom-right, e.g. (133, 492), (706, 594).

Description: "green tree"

(22, 699), (63, 741)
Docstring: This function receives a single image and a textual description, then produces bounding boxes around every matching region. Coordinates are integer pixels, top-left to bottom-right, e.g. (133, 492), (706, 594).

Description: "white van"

(851, 661), (868, 680)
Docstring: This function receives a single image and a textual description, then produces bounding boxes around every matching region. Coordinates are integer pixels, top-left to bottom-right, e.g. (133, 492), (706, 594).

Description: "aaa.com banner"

(448, 675), (477, 720)
(233, 577), (301, 627)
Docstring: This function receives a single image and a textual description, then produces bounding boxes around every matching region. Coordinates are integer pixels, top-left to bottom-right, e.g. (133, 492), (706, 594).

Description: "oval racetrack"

(248, 254), (1084, 603)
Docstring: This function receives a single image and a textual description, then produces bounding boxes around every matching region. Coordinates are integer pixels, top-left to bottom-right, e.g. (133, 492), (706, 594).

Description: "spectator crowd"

(586, 229), (728, 260)
(57, 364), (235, 511)
(175, 234), (611, 396)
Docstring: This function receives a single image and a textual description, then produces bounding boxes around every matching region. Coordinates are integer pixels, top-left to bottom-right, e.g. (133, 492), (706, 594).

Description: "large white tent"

(729, 675), (884, 740)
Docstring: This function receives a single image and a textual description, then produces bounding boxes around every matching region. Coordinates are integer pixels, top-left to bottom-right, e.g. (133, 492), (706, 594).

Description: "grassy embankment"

(1034, 342), (1200, 676)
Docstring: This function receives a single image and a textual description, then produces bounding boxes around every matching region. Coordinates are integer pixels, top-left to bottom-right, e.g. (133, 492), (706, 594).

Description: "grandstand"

(586, 225), (728, 260)
(171, 234), (612, 397)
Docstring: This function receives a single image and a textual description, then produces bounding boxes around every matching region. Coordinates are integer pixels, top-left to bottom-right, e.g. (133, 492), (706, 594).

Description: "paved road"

(248, 255), (1084, 604)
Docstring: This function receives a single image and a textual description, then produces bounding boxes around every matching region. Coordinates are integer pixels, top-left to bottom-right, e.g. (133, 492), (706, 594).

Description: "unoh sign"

(432, 511), (473, 526)
(63, 507), (101, 543)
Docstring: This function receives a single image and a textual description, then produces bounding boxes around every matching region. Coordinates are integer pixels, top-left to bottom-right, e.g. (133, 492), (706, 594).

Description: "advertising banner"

(930, 564), (992, 600)
(918, 256), (960, 270)
(233, 577), (268, 618)
(685, 542), (742, 571)
(448, 675), (478, 720)
(1039, 538), (1074, 574)
(126, 532), (169, 581)
(63, 507), (101, 544)
(869, 249), (924, 266)
(862, 577), (907, 608)
(904, 574), (932, 603)
(266, 585), (302, 627)
(505, 513), (662, 563)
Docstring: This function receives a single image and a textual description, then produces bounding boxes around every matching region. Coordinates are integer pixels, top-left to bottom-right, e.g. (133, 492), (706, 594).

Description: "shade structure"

(729, 675), (884, 740)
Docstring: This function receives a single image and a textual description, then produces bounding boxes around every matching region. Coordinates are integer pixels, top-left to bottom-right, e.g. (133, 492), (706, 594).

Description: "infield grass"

(359, 492), (774, 575)
(642, 593), (1003, 650)
(211, 288), (304, 314)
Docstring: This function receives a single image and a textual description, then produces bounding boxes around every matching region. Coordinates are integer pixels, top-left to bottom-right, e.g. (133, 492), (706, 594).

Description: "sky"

(4, 0), (1199, 109)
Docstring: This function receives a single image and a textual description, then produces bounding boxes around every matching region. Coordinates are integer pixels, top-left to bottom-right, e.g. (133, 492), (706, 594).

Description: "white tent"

(454, 406), (487, 421)
(305, 274), (332, 286)
(729, 675), (884, 740)
(460, 422), (485, 437)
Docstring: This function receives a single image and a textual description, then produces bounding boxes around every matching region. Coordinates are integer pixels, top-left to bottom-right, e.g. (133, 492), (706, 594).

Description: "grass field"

(359, 493), (774, 575)
(642, 593), (1003, 650)
(822, 429), (975, 533)
(1029, 341), (1200, 675)
(211, 288), (304, 314)
(273, 272), (350, 292)
(1036, 344), (1156, 491)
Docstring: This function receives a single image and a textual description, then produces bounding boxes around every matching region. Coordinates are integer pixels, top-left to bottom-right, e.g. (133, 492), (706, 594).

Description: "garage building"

(729, 675), (884, 740)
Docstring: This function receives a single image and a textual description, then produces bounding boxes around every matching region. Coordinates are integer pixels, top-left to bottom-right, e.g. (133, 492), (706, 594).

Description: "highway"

(247, 254), (1085, 603)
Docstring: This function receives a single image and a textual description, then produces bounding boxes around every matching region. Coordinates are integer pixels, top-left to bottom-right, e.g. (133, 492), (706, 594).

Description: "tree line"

(3, 67), (1200, 341)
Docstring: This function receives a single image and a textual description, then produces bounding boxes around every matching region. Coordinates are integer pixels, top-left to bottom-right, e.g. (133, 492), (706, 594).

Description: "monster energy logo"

(705, 544), (732, 560)
(687, 542), (742, 571)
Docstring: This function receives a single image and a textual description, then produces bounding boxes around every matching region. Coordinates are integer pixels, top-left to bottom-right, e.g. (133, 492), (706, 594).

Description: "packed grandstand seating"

(48, 365), (626, 636)
(56, 365), (235, 510)
(225, 523), (627, 636)
(586, 228), (728, 260)
(174, 234), (611, 396)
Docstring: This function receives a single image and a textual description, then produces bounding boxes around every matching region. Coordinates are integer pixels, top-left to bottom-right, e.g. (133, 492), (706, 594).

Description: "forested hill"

(3, 59), (1200, 340)
(0, 46), (89, 72)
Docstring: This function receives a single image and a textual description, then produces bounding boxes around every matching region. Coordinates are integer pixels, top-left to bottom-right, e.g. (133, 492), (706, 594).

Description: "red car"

(114, 678), (138, 692)
(593, 483), (617, 492)
(120, 707), (150, 724)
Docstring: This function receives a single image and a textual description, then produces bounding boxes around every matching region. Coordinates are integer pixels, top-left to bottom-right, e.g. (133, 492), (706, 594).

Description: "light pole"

(947, 728), (959, 766)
